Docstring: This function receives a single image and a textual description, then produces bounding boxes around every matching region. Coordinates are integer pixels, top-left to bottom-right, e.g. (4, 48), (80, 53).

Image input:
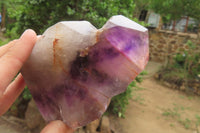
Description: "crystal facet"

(21, 15), (149, 128)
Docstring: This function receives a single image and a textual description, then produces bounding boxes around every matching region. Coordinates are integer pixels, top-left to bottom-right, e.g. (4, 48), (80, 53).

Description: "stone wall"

(149, 29), (200, 62)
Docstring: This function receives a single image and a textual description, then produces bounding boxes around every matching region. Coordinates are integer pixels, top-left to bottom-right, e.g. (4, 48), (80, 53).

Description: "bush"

(6, 0), (135, 35)
(109, 81), (135, 118)
(158, 40), (200, 94)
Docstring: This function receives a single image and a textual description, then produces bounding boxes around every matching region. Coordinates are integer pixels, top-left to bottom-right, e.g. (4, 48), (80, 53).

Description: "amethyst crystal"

(21, 15), (149, 128)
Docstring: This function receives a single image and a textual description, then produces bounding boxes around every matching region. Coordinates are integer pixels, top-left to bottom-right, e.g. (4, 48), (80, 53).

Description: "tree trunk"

(184, 16), (189, 32)
(172, 20), (176, 31)
(1, 3), (6, 29)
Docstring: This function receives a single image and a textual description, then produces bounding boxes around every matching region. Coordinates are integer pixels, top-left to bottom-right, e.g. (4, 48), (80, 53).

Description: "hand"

(0, 29), (74, 133)
(0, 29), (37, 115)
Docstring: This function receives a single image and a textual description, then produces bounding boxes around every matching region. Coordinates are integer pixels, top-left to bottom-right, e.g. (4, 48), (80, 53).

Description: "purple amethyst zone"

(104, 26), (149, 69)
(23, 25), (148, 128)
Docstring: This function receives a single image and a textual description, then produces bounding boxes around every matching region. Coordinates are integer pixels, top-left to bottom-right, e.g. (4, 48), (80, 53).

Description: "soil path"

(110, 62), (200, 133)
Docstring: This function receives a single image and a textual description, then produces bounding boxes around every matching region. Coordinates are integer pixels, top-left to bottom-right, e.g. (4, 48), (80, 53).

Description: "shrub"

(6, 0), (136, 35)
(158, 40), (200, 94)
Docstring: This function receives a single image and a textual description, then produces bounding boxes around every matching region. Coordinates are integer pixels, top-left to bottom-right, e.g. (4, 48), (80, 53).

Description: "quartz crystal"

(21, 15), (149, 128)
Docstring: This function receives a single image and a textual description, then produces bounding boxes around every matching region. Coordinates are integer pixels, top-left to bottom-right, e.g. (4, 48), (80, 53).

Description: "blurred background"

(0, 0), (200, 133)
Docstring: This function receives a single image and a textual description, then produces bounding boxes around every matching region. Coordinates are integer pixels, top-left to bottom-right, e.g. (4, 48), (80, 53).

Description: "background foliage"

(149, 0), (200, 22)
(158, 41), (200, 94)
(168, 41), (200, 80)
(3, 0), (135, 35)
(3, 0), (200, 36)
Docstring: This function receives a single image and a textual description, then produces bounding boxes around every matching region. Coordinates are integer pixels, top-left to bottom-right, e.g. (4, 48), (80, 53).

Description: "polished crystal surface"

(21, 15), (149, 128)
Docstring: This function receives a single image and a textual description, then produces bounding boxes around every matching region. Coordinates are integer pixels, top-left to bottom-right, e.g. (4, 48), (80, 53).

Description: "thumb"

(41, 120), (74, 133)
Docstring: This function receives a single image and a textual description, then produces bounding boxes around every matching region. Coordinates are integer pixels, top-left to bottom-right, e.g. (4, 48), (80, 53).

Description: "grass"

(132, 86), (146, 105)
(196, 114), (200, 127)
(196, 115), (200, 133)
(162, 108), (180, 118)
(133, 95), (145, 104)
(133, 86), (146, 91)
(179, 95), (185, 99)
(163, 70), (186, 80)
(187, 96), (194, 100)
(178, 118), (191, 129)
(161, 103), (195, 129)
(170, 123), (175, 127)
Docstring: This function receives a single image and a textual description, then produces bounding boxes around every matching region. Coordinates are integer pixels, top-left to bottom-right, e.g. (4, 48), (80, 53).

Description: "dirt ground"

(110, 62), (200, 133)
(0, 116), (29, 133)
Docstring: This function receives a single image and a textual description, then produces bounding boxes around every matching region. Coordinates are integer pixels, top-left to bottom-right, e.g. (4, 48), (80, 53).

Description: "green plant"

(196, 115), (200, 133)
(162, 108), (180, 118)
(22, 86), (32, 100)
(196, 114), (200, 127)
(170, 123), (175, 127)
(159, 40), (200, 94)
(161, 104), (194, 130)
(179, 118), (191, 129)
(133, 95), (145, 104)
(149, 0), (200, 21)
(109, 81), (135, 118)
(5, 0), (137, 35)
(4, 27), (20, 39)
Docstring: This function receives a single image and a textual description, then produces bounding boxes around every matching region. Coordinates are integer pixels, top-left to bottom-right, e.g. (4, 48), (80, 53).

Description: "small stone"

(75, 127), (86, 133)
(180, 85), (185, 91)
(157, 44), (163, 49)
(25, 99), (46, 132)
(197, 126), (200, 132)
(163, 81), (171, 88)
(100, 116), (111, 133)
(86, 119), (100, 133)
(154, 74), (159, 79)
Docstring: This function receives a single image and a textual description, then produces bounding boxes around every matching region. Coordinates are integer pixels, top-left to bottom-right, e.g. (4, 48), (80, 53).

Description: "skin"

(0, 29), (74, 133)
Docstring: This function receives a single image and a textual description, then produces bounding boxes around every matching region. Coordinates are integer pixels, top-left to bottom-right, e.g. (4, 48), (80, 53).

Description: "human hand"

(0, 29), (37, 115)
(0, 29), (74, 133)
